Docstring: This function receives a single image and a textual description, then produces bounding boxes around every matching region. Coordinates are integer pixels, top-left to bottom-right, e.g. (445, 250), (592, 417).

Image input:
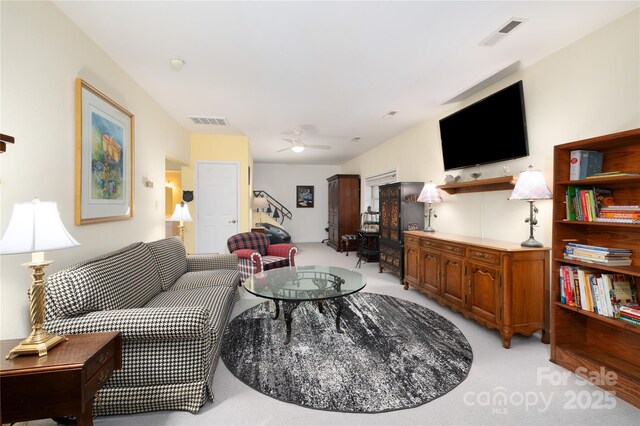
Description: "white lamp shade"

(291, 145), (305, 153)
(417, 183), (443, 204)
(169, 203), (192, 222)
(252, 197), (269, 209)
(0, 199), (80, 255)
(509, 166), (552, 201)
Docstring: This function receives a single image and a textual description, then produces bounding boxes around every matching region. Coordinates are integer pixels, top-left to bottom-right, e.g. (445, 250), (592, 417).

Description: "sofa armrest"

(231, 249), (257, 260)
(187, 253), (238, 271)
(267, 244), (298, 265)
(45, 307), (210, 340)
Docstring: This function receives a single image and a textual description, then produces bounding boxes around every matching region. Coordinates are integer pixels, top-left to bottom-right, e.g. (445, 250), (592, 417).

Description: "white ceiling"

(53, 1), (638, 165)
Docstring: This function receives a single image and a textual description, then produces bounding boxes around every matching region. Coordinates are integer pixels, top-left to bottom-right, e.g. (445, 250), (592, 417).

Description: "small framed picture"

(296, 185), (314, 208)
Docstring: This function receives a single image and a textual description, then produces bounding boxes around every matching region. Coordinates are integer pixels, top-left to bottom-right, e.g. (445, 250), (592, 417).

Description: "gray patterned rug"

(221, 292), (473, 413)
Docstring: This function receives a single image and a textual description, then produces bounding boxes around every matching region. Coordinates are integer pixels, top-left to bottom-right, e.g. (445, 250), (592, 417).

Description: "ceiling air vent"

(479, 17), (528, 47)
(189, 116), (229, 126)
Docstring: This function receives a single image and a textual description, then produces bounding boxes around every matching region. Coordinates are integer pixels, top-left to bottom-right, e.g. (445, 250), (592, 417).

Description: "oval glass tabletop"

(244, 265), (366, 302)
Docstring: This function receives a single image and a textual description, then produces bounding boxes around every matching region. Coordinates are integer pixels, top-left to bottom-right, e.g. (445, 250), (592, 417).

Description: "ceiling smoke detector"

(169, 56), (186, 71)
(479, 18), (528, 47)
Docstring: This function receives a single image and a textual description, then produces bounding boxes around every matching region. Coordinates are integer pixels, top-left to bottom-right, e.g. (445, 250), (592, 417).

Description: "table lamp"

(252, 196), (269, 226)
(0, 199), (80, 359)
(417, 183), (443, 232)
(509, 165), (552, 247)
(169, 201), (192, 241)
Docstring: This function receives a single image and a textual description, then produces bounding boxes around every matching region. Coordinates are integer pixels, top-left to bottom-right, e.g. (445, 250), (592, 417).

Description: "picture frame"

(75, 78), (134, 225)
(296, 185), (314, 208)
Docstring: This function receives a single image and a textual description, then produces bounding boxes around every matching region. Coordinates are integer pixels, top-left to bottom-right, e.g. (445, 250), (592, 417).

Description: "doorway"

(195, 161), (240, 254)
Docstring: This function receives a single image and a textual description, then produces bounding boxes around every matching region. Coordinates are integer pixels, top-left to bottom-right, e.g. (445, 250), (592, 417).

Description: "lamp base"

(424, 225), (436, 232)
(6, 332), (67, 360)
(520, 237), (543, 248)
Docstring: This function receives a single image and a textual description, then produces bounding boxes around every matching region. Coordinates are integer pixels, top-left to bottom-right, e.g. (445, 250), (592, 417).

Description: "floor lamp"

(169, 201), (193, 242)
(0, 199), (81, 359)
(417, 183), (443, 232)
(253, 196), (268, 226)
(509, 166), (552, 247)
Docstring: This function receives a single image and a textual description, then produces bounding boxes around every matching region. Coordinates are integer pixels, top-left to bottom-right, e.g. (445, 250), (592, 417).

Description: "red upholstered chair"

(226, 232), (298, 281)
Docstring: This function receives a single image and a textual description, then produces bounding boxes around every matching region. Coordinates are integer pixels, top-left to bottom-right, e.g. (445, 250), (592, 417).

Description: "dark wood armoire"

(378, 182), (424, 281)
(326, 174), (360, 251)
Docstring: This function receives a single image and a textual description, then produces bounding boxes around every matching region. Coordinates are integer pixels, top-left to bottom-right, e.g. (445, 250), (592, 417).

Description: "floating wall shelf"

(438, 175), (517, 195)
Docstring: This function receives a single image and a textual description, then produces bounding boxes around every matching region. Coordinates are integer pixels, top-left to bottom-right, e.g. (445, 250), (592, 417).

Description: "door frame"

(194, 160), (241, 254)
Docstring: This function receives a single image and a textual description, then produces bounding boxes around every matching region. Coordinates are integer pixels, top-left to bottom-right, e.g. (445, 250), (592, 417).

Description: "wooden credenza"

(327, 174), (360, 251)
(404, 231), (550, 348)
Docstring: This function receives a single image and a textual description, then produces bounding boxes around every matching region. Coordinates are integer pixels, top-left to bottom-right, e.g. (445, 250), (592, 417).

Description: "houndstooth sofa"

(44, 237), (240, 416)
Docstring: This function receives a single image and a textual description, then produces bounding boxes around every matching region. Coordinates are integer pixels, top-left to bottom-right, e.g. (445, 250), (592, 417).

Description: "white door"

(196, 161), (239, 254)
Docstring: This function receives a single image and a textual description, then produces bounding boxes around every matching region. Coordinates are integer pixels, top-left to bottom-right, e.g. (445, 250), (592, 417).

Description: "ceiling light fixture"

(291, 145), (305, 153)
(169, 56), (185, 71)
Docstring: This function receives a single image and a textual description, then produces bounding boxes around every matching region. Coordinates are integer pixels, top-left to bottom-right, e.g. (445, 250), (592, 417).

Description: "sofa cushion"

(47, 242), (163, 318)
(145, 285), (237, 345)
(147, 237), (188, 290)
(171, 270), (240, 291)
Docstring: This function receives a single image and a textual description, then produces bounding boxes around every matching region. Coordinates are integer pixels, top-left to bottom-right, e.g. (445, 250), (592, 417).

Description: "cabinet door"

(420, 247), (440, 295)
(390, 197), (400, 242)
(440, 254), (465, 307)
(468, 260), (501, 325)
(379, 188), (390, 240)
(404, 240), (420, 288)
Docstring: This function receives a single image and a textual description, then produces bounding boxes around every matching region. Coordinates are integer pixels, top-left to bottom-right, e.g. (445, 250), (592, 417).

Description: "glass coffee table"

(244, 265), (366, 344)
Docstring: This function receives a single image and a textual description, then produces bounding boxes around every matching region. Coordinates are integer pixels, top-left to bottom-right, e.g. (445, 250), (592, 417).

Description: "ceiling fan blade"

(305, 144), (332, 150)
(281, 138), (295, 143)
(276, 146), (291, 152)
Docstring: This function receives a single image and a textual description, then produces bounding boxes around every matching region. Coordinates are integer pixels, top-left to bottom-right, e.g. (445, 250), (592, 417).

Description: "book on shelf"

(586, 171), (640, 179)
(558, 267), (638, 319)
(570, 150), (603, 180)
(563, 254), (632, 266)
(595, 218), (640, 224)
(565, 242), (632, 253)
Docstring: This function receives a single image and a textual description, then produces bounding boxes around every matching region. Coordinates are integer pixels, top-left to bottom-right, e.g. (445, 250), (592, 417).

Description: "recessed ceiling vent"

(189, 116), (229, 126)
(479, 17), (528, 47)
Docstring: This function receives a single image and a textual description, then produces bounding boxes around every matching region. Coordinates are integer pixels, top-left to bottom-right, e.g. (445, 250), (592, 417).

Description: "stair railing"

(253, 190), (292, 225)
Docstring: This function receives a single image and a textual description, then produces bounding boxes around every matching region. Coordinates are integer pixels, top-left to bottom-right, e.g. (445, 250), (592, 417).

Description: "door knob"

(229, 219), (237, 223)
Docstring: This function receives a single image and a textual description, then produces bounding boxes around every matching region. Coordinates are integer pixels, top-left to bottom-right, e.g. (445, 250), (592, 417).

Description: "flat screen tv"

(439, 80), (529, 171)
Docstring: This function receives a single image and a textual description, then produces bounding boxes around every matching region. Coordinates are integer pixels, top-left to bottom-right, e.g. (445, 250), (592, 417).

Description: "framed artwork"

(296, 185), (314, 208)
(75, 78), (134, 225)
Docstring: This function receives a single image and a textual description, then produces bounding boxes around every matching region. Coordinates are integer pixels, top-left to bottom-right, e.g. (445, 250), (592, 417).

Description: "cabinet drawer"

(440, 242), (465, 256)
(85, 336), (118, 380)
(84, 355), (116, 400)
(467, 247), (501, 265)
(405, 235), (419, 245)
(420, 238), (439, 249)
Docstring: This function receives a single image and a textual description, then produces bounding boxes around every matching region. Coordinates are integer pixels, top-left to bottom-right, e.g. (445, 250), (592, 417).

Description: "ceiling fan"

(277, 130), (331, 153)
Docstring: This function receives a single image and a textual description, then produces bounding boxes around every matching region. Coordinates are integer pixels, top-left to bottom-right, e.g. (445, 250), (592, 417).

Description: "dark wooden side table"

(0, 331), (122, 426)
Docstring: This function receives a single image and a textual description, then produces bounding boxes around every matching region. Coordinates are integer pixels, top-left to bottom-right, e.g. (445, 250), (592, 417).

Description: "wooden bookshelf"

(438, 175), (516, 194)
(551, 127), (640, 408)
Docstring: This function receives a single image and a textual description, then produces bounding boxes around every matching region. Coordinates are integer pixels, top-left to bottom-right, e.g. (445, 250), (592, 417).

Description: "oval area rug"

(221, 292), (473, 413)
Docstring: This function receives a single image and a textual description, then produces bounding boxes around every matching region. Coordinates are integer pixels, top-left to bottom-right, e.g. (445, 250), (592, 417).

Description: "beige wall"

(0, 1), (190, 339)
(182, 134), (252, 253)
(342, 10), (640, 246)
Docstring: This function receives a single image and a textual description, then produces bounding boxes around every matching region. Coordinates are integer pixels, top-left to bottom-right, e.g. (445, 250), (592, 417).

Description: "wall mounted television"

(439, 80), (529, 171)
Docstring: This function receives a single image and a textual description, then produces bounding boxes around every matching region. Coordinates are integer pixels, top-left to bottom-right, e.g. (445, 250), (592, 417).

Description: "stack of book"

(596, 205), (640, 224)
(564, 242), (632, 266)
(558, 266), (638, 318)
(565, 187), (613, 222)
(620, 305), (640, 325)
(586, 171), (640, 179)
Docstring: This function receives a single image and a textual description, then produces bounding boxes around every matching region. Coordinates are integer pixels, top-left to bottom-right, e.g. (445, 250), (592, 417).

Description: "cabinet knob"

(97, 369), (110, 386)
(96, 352), (109, 366)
